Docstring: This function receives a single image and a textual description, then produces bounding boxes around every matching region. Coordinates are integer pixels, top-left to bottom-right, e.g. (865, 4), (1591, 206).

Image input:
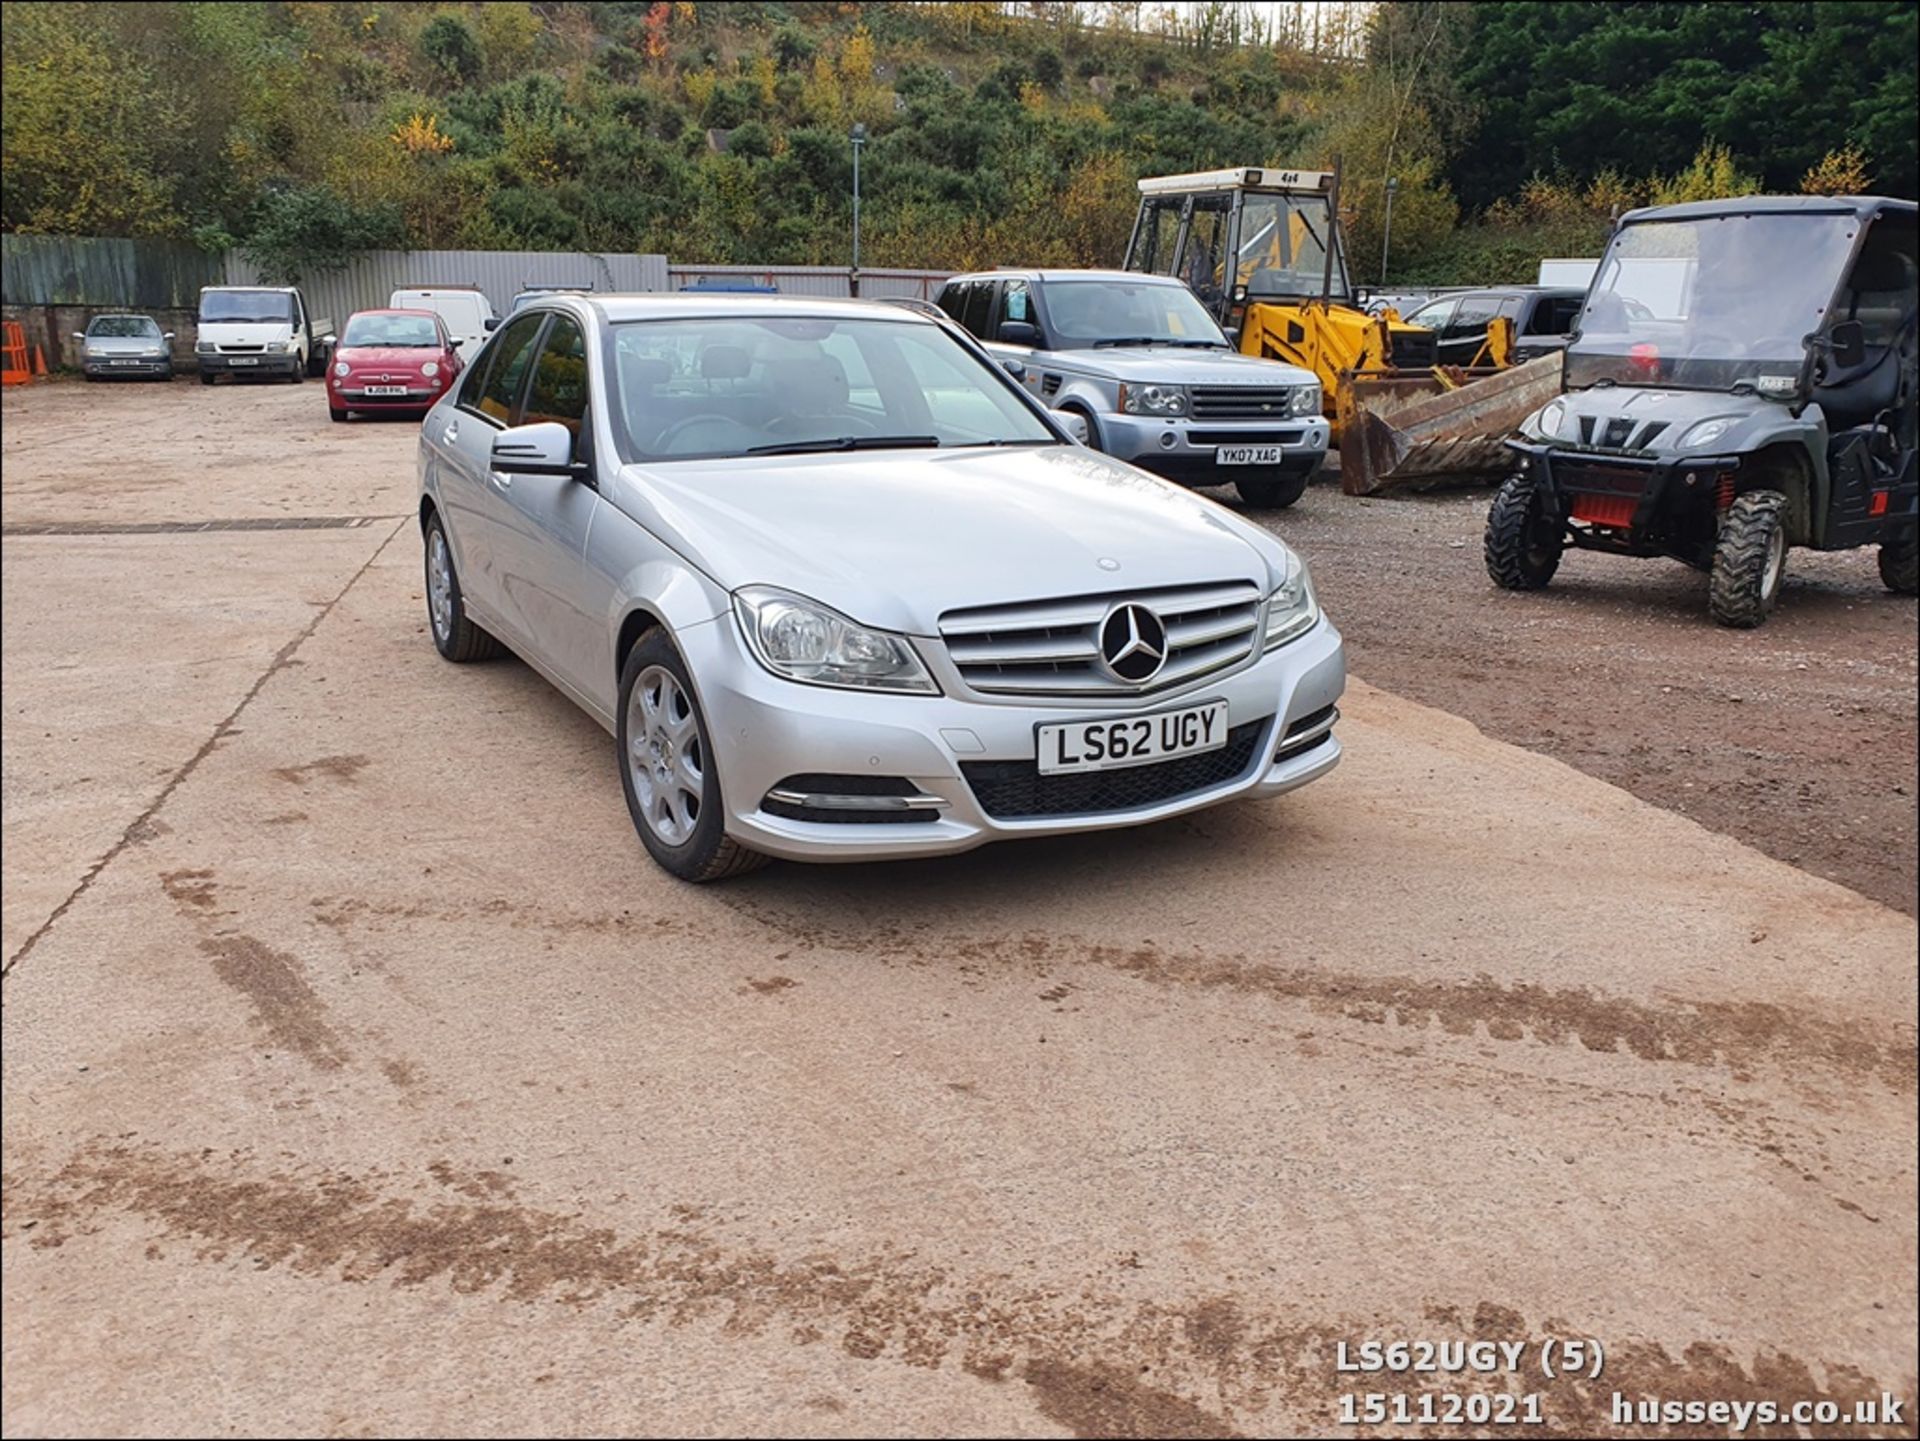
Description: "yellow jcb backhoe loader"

(1122, 165), (1564, 493)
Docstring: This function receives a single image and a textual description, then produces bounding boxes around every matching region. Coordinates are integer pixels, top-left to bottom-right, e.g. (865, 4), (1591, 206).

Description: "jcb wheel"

(1879, 530), (1918, 595)
(1709, 489), (1788, 628)
(1484, 472), (1563, 590)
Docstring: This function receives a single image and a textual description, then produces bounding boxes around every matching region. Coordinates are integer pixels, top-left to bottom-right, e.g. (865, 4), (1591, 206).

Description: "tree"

(240, 185), (403, 282)
(421, 14), (483, 87)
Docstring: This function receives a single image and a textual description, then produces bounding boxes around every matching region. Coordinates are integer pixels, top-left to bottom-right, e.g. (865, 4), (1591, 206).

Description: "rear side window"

(470, 313), (545, 423)
(937, 281), (970, 323)
(959, 281), (995, 338)
(521, 315), (589, 440)
(1532, 296), (1583, 335)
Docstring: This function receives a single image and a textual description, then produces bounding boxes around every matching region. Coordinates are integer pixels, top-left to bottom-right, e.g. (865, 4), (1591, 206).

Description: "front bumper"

(83, 355), (171, 376)
(200, 351), (301, 376)
(1506, 437), (1732, 544)
(1099, 411), (1331, 484)
(331, 380), (440, 409)
(677, 611), (1346, 862)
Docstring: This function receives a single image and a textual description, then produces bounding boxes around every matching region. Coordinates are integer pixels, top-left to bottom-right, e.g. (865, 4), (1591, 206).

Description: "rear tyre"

(424, 513), (505, 662)
(1484, 472), (1564, 590)
(1879, 529), (1919, 595)
(1709, 489), (1789, 628)
(617, 631), (769, 883)
(1234, 468), (1313, 510)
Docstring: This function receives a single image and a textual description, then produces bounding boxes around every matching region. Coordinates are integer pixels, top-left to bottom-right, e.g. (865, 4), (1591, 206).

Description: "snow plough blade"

(1339, 353), (1566, 496)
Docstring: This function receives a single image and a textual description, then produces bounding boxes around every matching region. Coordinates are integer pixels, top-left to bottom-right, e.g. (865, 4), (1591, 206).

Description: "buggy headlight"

(1263, 557), (1319, 651)
(1534, 399), (1568, 438)
(1120, 383), (1187, 416)
(734, 586), (938, 694)
(1679, 416), (1737, 449)
(1289, 383), (1322, 417)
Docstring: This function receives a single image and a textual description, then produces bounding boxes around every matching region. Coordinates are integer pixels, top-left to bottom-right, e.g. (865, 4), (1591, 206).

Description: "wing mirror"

(1826, 319), (1866, 371)
(1052, 410), (1091, 445)
(72, 332), (86, 342)
(492, 421), (589, 480)
(1000, 357), (1027, 380)
(999, 320), (1040, 346)
(483, 317), (500, 332)
(163, 332), (176, 341)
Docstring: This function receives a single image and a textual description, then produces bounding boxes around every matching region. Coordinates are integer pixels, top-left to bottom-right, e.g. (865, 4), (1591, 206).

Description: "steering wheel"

(654, 413), (754, 454)
(759, 411), (878, 438)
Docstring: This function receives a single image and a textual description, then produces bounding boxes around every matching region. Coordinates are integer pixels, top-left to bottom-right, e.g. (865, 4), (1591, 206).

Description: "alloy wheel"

(427, 530), (454, 643)
(626, 665), (705, 846)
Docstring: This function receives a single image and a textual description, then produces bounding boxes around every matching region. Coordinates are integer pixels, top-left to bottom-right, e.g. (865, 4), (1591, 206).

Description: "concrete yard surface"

(3, 379), (1915, 1437)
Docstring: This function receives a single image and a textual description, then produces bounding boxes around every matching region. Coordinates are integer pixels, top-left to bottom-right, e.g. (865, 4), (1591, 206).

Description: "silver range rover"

(935, 269), (1330, 509)
(417, 294), (1344, 882)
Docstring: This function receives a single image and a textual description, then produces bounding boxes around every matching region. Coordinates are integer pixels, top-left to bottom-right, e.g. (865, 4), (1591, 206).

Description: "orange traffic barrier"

(1, 321), (32, 386)
(32, 343), (48, 375)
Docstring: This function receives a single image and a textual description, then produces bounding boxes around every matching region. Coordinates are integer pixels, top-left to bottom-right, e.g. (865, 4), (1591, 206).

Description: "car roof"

(942, 268), (1183, 286)
(1619, 194), (1919, 224)
(348, 308), (440, 319)
(582, 293), (936, 324)
(1412, 285), (1586, 301)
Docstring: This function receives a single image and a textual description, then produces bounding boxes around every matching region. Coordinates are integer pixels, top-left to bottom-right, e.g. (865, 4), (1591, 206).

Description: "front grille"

(962, 719), (1268, 819)
(1575, 415), (1671, 452)
(1189, 386), (1295, 419)
(940, 580), (1263, 698)
(1556, 461), (1647, 530)
(218, 344), (265, 354)
(1186, 428), (1306, 446)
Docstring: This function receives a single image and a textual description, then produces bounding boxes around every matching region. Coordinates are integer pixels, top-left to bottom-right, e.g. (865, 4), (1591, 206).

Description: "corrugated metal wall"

(668, 265), (950, 299)
(222, 249), (671, 325)
(2, 235), (224, 307)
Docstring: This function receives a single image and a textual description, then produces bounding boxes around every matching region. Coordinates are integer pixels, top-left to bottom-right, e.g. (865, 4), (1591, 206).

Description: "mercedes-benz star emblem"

(1098, 603), (1168, 684)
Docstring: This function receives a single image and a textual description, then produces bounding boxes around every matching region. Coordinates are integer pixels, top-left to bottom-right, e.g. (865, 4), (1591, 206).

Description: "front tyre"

(1878, 529), (1918, 595)
(617, 632), (768, 883)
(1234, 466), (1313, 510)
(1485, 472), (1564, 590)
(423, 513), (505, 662)
(1709, 489), (1789, 628)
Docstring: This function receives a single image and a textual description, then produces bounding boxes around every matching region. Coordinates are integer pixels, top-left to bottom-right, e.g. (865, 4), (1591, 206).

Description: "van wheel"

(1709, 489), (1788, 628)
(1879, 530), (1918, 595)
(617, 632), (769, 883)
(199, 372), (217, 386)
(1485, 472), (1563, 590)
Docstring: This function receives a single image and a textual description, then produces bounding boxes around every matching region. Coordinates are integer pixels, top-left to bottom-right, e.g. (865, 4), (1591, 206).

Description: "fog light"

(1159, 431), (1177, 449)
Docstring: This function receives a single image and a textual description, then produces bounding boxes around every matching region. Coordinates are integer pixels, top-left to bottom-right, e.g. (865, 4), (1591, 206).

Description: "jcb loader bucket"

(1339, 353), (1565, 496)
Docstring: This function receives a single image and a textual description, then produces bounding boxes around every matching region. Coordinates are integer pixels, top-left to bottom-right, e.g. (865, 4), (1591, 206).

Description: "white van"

(387, 287), (498, 365)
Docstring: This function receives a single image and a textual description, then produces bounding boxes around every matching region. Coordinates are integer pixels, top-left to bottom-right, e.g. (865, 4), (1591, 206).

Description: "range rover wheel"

(1879, 529), (1919, 595)
(617, 632), (768, 883)
(1709, 489), (1788, 628)
(424, 513), (504, 662)
(1484, 472), (1564, 590)
(1234, 468), (1313, 510)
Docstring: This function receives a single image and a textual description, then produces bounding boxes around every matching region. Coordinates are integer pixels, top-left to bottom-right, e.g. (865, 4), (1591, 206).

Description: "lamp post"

(1380, 176), (1399, 288)
(850, 122), (867, 298)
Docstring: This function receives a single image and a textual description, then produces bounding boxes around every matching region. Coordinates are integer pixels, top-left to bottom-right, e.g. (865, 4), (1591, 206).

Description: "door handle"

(443, 421), (459, 444)
(489, 471), (512, 489)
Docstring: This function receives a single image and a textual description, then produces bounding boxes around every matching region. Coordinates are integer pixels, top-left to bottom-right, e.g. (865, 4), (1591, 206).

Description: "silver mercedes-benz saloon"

(416, 294), (1344, 881)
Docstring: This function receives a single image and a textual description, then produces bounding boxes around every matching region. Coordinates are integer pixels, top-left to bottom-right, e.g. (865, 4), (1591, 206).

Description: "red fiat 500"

(329, 308), (462, 421)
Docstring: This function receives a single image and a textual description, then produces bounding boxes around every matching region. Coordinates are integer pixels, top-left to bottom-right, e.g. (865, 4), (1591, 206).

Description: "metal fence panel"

(223, 250), (671, 325)
(2, 235), (223, 307)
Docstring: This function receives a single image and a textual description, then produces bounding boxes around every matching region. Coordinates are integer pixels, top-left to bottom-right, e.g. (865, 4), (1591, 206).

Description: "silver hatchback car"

(417, 295), (1345, 881)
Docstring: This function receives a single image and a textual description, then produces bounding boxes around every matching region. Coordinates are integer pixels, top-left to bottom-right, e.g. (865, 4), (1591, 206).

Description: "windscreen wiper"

(1091, 336), (1164, 348)
(745, 435), (941, 456)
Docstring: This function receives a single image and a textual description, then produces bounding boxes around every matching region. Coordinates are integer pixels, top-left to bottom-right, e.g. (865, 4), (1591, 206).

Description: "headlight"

(733, 586), (938, 694)
(333, 361), (349, 377)
(195, 341), (215, 354)
(1289, 383), (1322, 417)
(1679, 416), (1737, 450)
(421, 361), (439, 378)
(1119, 383), (1187, 416)
(1263, 556), (1319, 651)
(1534, 399), (1567, 438)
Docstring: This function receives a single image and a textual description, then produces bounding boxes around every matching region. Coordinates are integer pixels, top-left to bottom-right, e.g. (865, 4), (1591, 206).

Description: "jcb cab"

(1490, 195), (1918, 627)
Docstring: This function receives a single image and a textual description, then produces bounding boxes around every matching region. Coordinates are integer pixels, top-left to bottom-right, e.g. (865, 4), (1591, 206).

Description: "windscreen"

(343, 313), (441, 348)
(1566, 212), (1858, 391)
(199, 290), (294, 324)
(1235, 191), (1348, 300)
(607, 315), (1057, 463)
(87, 316), (160, 338)
(1041, 280), (1228, 349)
